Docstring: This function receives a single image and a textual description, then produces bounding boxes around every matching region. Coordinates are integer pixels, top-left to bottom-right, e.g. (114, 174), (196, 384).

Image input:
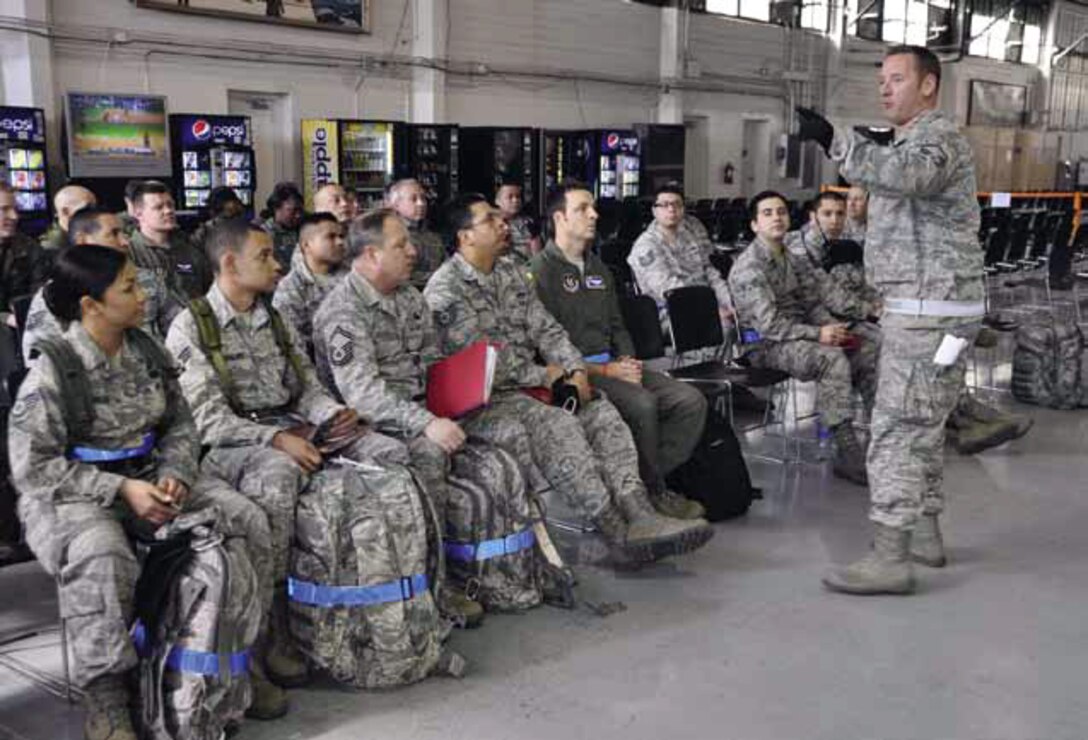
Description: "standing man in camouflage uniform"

(128, 181), (213, 303)
(166, 218), (410, 689)
(799, 46), (985, 594)
(425, 193), (712, 563)
(495, 181), (540, 266)
(627, 184), (734, 333)
(386, 178), (447, 290)
(40, 184), (97, 251)
(729, 191), (875, 485)
(272, 212), (348, 358)
(528, 183), (707, 520)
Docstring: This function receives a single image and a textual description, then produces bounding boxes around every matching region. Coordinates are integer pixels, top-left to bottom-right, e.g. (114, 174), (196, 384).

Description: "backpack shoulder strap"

(188, 297), (241, 413)
(31, 336), (95, 435)
(262, 295), (307, 403)
(126, 329), (183, 433)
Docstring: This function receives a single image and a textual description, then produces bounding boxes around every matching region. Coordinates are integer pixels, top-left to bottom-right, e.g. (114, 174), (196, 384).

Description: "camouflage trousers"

(867, 317), (981, 530)
(21, 477), (269, 687)
(203, 432), (409, 591)
(463, 391), (648, 521)
(746, 330), (880, 427)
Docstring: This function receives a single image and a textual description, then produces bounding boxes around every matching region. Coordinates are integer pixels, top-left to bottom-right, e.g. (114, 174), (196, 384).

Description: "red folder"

(426, 341), (499, 418)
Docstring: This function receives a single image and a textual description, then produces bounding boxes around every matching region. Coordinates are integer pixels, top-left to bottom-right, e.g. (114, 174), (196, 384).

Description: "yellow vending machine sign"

(301, 119), (339, 210)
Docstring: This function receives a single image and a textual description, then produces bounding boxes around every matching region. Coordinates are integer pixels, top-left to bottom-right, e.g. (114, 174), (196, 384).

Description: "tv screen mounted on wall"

(65, 92), (171, 178)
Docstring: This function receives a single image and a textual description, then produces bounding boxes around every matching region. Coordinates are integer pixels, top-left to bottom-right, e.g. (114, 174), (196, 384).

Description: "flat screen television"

(65, 92), (171, 177)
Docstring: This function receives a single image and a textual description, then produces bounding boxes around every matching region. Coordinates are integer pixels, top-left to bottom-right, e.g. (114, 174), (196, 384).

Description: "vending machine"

(542, 129), (596, 196)
(406, 124), (459, 211)
(633, 123), (685, 196)
(459, 127), (539, 216)
(301, 119), (407, 211)
(597, 129), (641, 201)
(169, 114), (256, 214)
(0, 106), (50, 235)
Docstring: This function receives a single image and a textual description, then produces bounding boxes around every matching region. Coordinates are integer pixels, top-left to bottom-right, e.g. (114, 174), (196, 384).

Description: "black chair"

(662, 286), (792, 452)
(620, 294), (666, 361)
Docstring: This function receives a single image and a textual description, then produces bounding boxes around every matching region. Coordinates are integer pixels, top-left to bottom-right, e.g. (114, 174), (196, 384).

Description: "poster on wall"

(134, 0), (368, 32)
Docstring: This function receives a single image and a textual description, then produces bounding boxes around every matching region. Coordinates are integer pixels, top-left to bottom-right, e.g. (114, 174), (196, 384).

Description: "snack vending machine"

(597, 129), (641, 201)
(459, 127), (539, 216)
(406, 124), (459, 211)
(0, 106), (50, 234)
(338, 120), (406, 209)
(169, 113), (256, 214)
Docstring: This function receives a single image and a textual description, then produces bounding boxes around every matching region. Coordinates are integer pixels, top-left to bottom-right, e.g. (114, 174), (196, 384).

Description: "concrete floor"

(2, 391), (1087, 740)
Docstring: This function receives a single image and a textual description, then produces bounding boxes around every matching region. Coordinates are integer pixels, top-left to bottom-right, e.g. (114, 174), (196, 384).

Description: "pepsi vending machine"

(0, 106), (50, 235)
(597, 129), (641, 201)
(169, 114), (256, 214)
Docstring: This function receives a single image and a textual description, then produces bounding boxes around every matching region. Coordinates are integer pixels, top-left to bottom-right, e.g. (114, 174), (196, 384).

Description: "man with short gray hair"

(386, 178), (446, 289)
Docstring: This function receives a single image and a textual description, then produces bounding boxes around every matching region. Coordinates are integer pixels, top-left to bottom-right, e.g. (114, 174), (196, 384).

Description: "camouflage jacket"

(261, 217), (299, 270)
(527, 241), (635, 359)
(843, 218), (867, 243)
(39, 224), (66, 251)
(313, 270), (439, 438)
(728, 235), (836, 343)
(832, 109), (984, 311)
(784, 222), (829, 274)
(271, 247), (347, 358)
(423, 253), (585, 389)
(825, 262), (882, 322)
(627, 221), (732, 313)
(129, 229), (214, 305)
(165, 283), (344, 449)
(0, 232), (50, 314)
(406, 220), (447, 291)
(21, 266), (177, 363)
(9, 323), (198, 508)
(504, 214), (536, 266)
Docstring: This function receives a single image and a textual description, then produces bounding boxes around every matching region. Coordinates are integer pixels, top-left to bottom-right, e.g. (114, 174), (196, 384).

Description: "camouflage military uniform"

(272, 248), (347, 359)
(39, 223), (67, 251)
(504, 215), (536, 266)
(21, 267), (180, 363)
(786, 222), (881, 323)
(423, 253), (653, 522)
(9, 323), (271, 687)
(833, 108), (984, 529)
(844, 218), (867, 243)
(129, 229), (214, 305)
(406, 220), (447, 291)
(261, 218), (299, 271)
(729, 234), (879, 426)
(627, 220), (733, 330)
(166, 284), (408, 586)
(312, 269), (538, 517)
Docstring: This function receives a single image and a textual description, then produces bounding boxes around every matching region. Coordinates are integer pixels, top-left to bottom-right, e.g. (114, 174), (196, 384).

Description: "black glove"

(796, 106), (833, 155)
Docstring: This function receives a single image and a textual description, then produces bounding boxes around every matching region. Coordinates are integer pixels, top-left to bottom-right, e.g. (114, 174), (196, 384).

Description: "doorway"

(741, 119), (770, 197)
(227, 91), (293, 214)
(683, 116), (709, 198)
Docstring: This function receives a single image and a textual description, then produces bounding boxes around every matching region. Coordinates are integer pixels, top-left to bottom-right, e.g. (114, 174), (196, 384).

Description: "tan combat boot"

(822, 522), (915, 595)
(831, 421), (868, 486)
(612, 493), (714, 563)
(82, 674), (137, 740)
(911, 513), (947, 567)
(245, 659), (289, 720)
(263, 590), (309, 688)
(649, 488), (706, 520)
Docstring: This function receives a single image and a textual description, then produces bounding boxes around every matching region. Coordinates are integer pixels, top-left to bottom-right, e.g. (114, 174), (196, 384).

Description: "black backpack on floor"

(666, 407), (757, 521)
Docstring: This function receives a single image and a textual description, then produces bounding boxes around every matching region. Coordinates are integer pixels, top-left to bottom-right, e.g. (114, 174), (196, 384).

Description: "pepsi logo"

(0, 118), (34, 133)
(191, 119), (212, 141)
(606, 133), (620, 148)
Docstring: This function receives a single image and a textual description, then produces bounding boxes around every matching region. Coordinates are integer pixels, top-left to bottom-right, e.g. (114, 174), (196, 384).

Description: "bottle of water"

(815, 419), (832, 461)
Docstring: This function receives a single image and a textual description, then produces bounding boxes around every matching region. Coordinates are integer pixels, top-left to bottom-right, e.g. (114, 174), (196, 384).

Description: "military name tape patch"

(585, 275), (605, 289)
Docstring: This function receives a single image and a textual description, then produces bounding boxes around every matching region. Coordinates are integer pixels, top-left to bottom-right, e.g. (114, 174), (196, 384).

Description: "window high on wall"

(704, 0), (832, 31)
(844, 0), (1046, 64)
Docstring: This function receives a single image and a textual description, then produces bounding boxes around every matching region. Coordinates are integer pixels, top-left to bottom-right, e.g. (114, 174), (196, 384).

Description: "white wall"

(0, 0), (1072, 201)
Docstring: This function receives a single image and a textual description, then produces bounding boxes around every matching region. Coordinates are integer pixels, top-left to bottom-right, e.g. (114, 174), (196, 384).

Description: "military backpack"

(1011, 320), (1085, 409)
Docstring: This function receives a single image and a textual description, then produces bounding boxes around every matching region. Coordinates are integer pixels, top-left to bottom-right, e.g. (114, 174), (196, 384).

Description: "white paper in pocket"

(933, 334), (970, 366)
